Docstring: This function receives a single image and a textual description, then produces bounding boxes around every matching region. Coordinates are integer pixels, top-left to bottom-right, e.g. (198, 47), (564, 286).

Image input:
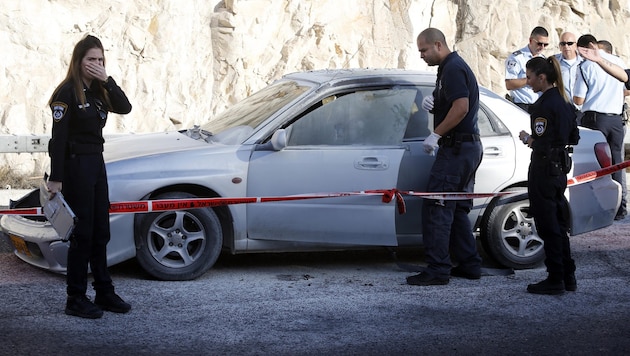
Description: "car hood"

(104, 132), (210, 162)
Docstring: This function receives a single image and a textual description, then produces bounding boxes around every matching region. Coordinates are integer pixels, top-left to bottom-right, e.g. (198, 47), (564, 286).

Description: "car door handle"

(483, 147), (503, 157)
(355, 156), (389, 170)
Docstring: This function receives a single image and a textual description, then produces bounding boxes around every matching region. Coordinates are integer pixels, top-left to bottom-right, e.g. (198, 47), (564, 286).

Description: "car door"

(394, 98), (518, 238)
(246, 87), (417, 246)
(474, 105), (518, 194)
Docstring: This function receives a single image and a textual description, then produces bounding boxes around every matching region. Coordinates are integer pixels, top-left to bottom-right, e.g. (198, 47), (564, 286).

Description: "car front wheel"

(136, 192), (223, 280)
(481, 193), (545, 269)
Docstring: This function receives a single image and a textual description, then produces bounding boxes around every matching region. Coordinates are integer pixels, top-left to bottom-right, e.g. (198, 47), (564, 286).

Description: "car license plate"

(9, 234), (31, 257)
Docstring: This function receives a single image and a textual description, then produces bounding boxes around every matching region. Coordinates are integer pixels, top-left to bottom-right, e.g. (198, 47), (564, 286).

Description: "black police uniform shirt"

(529, 87), (575, 153)
(48, 77), (132, 182)
(432, 51), (480, 135)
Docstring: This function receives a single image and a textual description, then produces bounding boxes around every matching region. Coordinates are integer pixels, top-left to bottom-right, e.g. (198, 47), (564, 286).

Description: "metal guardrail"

(0, 134), (133, 153)
(0, 134), (50, 153)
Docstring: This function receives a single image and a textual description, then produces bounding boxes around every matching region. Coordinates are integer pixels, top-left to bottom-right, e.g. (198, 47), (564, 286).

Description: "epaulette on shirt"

(512, 50), (523, 56)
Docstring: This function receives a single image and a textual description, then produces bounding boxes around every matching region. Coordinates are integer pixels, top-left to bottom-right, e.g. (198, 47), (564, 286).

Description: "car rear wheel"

(481, 192), (545, 269)
(136, 192), (223, 281)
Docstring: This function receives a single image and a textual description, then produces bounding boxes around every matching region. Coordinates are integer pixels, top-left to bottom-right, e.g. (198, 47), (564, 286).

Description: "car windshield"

(199, 80), (310, 144)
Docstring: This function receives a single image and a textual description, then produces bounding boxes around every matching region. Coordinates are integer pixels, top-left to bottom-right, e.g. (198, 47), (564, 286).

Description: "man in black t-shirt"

(407, 28), (483, 286)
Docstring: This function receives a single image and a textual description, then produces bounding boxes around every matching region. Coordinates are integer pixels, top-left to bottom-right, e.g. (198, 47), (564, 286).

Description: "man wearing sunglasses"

(505, 26), (549, 112)
(553, 32), (582, 120)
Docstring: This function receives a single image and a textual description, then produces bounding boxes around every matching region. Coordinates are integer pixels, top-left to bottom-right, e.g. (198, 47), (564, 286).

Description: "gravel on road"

(0, 218), (629, 355)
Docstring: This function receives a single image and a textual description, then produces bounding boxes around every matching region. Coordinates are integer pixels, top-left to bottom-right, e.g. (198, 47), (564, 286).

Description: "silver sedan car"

(1, 69), (621, 280)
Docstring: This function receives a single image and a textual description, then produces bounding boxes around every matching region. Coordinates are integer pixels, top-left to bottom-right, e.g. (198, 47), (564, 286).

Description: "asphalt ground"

(0, 216), (629, 355)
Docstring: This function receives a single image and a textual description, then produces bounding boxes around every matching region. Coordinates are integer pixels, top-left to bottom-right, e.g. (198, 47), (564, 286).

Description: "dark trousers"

(581, 112), (626, 213)
(528, 158), (575, 280)
(63, 154), (113, 296)
(422, 141), (483, 278)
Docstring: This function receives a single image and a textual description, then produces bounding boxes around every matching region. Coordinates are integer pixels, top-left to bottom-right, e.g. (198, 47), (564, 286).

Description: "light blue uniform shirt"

(554, 53), (582, 110)
(574, 50), (626, 114)
(505, 46), (541, 104)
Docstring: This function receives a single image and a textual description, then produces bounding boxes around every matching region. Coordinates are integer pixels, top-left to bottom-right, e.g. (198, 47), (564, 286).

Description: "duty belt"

(68, 142), (103, 155)
(438, 133), (480, 146)
(583, 110), (621, 117)
(532, 147), (567, 160)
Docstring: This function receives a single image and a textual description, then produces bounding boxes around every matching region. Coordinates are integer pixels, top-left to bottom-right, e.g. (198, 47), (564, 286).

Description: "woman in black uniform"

(519, 56), (579, 295)
(47, 35), (132, 318)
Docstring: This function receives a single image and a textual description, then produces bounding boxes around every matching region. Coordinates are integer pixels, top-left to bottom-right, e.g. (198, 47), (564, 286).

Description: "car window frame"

(478, 102), (511, 137)
(280, 85), (421, 148)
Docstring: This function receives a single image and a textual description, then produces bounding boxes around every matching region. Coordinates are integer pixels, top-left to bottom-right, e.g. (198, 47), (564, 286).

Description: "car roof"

(284, 68), (502, 104)
(282, 69), (501, 101)
(281, 68), (438, 87)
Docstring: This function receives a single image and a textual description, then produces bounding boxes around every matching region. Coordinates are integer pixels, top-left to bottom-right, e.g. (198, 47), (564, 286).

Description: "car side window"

(477, 108), (494, 136)
(402, 89), (511, 139)
(404, 87), (433, 139)
(477, 105), (510, 137)
(286, 88), (416, 146)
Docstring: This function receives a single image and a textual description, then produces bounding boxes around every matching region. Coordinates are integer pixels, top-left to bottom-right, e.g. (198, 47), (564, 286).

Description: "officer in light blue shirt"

(574, 34), (627, 220)
(554, 32), (582, 114)
(574, 46), (626, 114)
(505, 26), (549, 112)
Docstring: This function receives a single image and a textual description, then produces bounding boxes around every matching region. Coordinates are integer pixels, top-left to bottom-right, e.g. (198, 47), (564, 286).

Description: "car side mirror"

(257, 129), (287, 151)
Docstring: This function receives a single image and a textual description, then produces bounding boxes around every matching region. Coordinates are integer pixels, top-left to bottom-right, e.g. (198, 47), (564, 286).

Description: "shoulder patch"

(534, 117), (547, 136)
(51, 102), (68, 122)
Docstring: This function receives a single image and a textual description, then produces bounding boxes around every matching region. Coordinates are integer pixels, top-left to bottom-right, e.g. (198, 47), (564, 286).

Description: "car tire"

(481, 191), (545, 269)
(136, 192), (223, 281)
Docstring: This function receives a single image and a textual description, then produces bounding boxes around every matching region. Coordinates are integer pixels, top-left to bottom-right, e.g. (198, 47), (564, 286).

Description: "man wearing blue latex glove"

(406, 28), (484, 286)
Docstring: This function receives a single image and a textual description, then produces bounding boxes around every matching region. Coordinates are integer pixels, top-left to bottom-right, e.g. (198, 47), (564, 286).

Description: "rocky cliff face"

(2, 0), (629, 174)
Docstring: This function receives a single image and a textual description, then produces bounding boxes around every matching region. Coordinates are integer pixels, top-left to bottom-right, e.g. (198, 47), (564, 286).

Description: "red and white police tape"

(2, 159), (629, 217)
(0, 190), (513, 216)
(566, 159), (630, 186)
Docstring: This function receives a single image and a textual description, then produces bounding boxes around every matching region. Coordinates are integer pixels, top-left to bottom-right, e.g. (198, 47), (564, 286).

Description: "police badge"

(51, 102), (68, 122)
(534, 117), (547, 136)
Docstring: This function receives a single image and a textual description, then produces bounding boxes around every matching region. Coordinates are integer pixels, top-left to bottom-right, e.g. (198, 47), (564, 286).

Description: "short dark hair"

(577, 34), (598, 48)
(530, 26), (549, 37)
(597, 40), (613, 54)
(418, 28), (447, 46)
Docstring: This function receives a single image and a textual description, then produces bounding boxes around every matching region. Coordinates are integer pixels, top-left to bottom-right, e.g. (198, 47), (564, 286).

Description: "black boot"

(527, 278), (565, 295)
(564, 273), (577, 292)
(451, 265), (481, 280)
(65, 295), (103, 319)
(406, 272), (449, 286)
(95, 292), (131, 313)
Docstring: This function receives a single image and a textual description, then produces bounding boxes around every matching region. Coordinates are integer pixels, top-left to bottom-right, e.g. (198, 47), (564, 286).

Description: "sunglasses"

(536, 42), (549, 47)
(94, 99), (107, 120)
(559, 41), (575, 46)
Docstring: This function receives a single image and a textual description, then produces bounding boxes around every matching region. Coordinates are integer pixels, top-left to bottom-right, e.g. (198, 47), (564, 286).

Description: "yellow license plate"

(9, 234), (31, 257)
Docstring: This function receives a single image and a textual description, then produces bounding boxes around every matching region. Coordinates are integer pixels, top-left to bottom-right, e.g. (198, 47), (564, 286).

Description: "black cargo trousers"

(63, 151), (114, 297)
(528, 153), (575, 281)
